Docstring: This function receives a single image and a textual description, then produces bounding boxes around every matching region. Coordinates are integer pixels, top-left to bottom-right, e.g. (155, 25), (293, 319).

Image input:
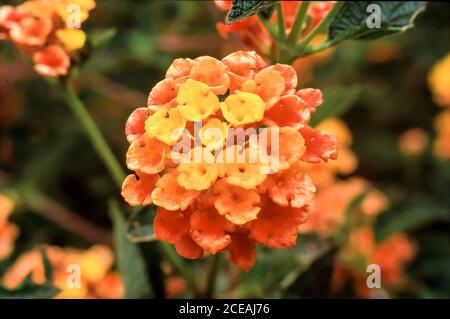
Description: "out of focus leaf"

(226, 0), (277, 24)
(88, 28), (117, 49)
(375, 199), (450, 240)
(310, 86), (361, 126)
(0, 251), (59, 299)
(127, 206), (156, 243)
(283, 244), (338, 298)
(329, 2), (427, 42)
(109, 201), (153, 298)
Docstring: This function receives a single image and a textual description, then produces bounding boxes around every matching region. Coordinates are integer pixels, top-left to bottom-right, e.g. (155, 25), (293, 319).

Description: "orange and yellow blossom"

(215, 1), (335, 58)
(433, 110), (450, 160)
(301, 178), (388, 238)
(121, 51), (338, 271)
(0, 0), (95, 77)
(332, 226), (415, 298)
(2, 244), (123, 299)
(428, 53), (450, 108)
(304, 117), (358, 188)
(0, 194), (19, 261)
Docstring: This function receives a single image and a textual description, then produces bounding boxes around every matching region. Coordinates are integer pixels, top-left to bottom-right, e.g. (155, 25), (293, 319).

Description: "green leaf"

(328, 2), (427, 42)
(310, 85), (361, 127)
(109, 201), (153, 298)
(226, 0), (278, 24)
(375, 199), (450, 240)
(127, 206), (156, 243)
(0, 251), (59, 299)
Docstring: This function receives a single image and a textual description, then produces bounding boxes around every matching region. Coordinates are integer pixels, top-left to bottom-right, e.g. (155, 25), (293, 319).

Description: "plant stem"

(205, 254), (221, 298)
(22, 189), (113, 246)
(275, 2), (286, 42)
(159, 242), (198, 296)
(296, 1), (345, 53)
(287, 1), (310, 45)
(59, 82), (126, 188)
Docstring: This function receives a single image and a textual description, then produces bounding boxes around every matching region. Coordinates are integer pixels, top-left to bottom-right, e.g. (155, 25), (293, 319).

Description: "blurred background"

(0, 0), (450, 298)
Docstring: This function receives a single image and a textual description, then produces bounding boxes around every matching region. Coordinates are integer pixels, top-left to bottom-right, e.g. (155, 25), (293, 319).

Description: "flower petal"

(121, 172), (158, 206)
(190, 208), (235, 253)
(126, 134), (166, 174)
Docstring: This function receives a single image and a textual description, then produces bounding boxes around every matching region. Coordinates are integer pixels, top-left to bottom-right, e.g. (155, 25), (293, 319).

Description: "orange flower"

(3, 245), (123, 299)
(0, 194), (18, 261)
(126, 134), (167, 174)
(151, 171), (199, 211)
(433, 110), (450, 160)
(300, 125), (338, 163)
(227, 232), (256, 271)
(215, 1), (335, 60)
(263, 165), (315, 208)
(33, 45), (70, 77)
(399, 128), (429, 157)
(372, 234), (415, 286)
(250, 200), (309, 248)
(302, 178), (386, 238)
(122, 51), (337, 270)
(190, 208), (235, 254)
(333, 227), (415, 298)
(121, 172), (158, 206)
(0, 1), (95, 77)
(428, 52), (450, 107)
(210, 179), (261, 225)
(305, 118), (357, 187)
(125, 107), (151, 143)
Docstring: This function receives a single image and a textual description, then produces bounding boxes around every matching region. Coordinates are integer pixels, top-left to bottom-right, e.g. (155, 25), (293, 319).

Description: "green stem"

(159, 242), (198, 296)
(59, 82), (126, 188)
(275, 2), (286, 42)
(296, 1), (345, 53)
(287, 1), (310, 45)
(205, 254), (221, 298)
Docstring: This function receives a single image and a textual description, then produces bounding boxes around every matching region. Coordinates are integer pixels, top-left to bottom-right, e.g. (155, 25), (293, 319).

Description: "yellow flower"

(177, 148), (219, 191)
(428, 53), (450, 107)
(145, 108), (186, 145)
(199, 118), (228, 149)
(220, 92), (265, 125)
(177, 79), (220, 121)
(56, 28), (86, 52)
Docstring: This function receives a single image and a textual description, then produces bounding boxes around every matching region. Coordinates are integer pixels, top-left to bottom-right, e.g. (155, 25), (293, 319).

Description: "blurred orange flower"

(215, 1), (335, 59)
(304, 118), (358, 188)
(428, 53), (450, 108)
(0, 194), (19, 261)
(333, 226), (415, 298)
(302, 178), (388, 238)
(433, 110), (450, 160)
(2, 244), (123, 299)
(0, 0), (95, 77)
(122, 51), (338, 271)
(398, 128), (428, 157)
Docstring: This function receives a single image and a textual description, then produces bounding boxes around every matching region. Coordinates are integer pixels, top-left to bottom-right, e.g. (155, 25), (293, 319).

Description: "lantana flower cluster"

(215, 0), (335, 56)
(122, 50), (338, 271)
(0, 194), (19, 261)
(333, 226), (415, 298)
(0, 0), (95, 77)
(3, 244), (123, 299)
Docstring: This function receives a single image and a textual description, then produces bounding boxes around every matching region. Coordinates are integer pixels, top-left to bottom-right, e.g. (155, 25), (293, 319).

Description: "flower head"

(3, 244), (123, 299)
(122, 51), (338, 270)
(0, 0), (95, 77)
